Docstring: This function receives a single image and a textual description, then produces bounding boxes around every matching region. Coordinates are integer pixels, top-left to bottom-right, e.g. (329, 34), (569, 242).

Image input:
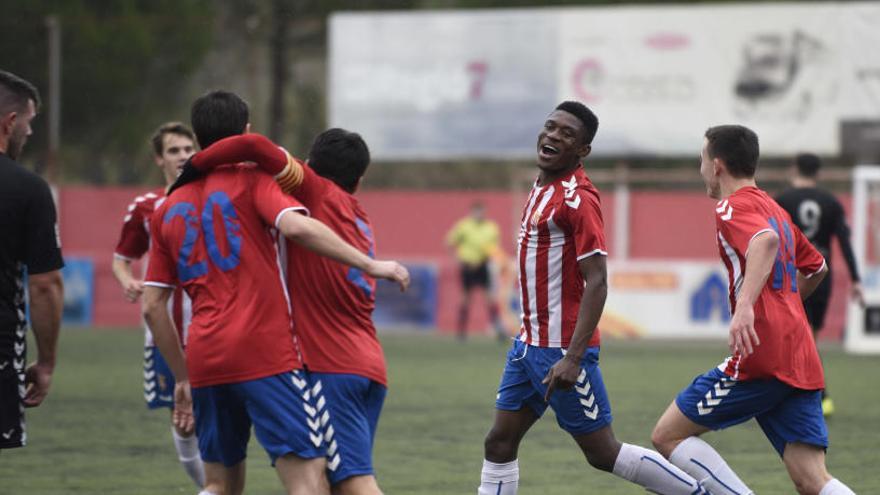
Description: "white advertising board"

(601, 261), (730, 339)
(330, 2), (880, 159)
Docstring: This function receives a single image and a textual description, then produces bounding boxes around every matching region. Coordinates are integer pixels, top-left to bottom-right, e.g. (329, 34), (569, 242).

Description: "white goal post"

(846, 165), (880, 354)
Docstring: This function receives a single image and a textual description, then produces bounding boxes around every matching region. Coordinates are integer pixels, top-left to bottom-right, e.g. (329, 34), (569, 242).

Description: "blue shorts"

(495, 340), (612, 435)
(192, 370), (325, 467)
(310, 372), (387, 485)
(676, 367), (828, 456)
(144, 346), (175, 409)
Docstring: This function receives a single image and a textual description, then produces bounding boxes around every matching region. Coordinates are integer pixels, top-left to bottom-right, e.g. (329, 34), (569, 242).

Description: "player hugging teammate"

(142, 90), (408, 495)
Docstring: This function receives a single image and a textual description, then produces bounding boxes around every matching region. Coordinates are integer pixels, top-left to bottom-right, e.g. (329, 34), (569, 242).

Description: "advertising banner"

(601, 261), (731, 339)
(330, 2), (880, 159)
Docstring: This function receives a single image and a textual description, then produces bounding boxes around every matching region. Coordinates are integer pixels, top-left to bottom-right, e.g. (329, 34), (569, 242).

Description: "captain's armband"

(274, 152), (304, 195)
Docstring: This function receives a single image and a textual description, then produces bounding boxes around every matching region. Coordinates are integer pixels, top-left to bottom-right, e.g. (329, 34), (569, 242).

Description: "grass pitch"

(2, 329), (878, 494)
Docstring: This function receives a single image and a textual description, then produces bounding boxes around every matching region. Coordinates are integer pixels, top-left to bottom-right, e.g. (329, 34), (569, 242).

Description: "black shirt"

(775, 186), (860, 282)
(0, 152), (64, 358)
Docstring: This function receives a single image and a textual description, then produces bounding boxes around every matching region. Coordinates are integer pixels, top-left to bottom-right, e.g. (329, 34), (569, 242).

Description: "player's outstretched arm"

(731, 231), (778, 357)
(24, 269), (64, 408)
(542, 254), (607, 402)
(278, 211), (410, 291)
(111, 256), (143, 303)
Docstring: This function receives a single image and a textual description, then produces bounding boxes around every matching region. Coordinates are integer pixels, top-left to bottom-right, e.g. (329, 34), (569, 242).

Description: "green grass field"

(2, 329), (878, 494)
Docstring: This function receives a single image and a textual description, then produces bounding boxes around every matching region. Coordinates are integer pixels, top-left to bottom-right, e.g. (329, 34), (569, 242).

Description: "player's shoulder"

(0, 156), (51, 193)
(715, 188), (765, 222)
(560, 168), (601, 211)
(127, 187), (165, 214)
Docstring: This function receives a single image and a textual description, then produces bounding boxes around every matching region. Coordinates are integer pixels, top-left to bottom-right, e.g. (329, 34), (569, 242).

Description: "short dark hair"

(555, 101), (599, 145)
(704, 125), (760, 178)
(308, 128), (370, 193)
(190, 90), (248, 148)
(794, 153), (821, 178)
(151, 122), (195, 156)
(0, 70), (41, 115)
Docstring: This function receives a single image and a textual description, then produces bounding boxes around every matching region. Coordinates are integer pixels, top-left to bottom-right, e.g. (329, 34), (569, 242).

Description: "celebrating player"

(477, 101), (706, 495)
(111, 122), (204, 488)
(142, 91), (408, 495)
(775, 152), (864, 416)
(185, 128), (393, 495)
(651, 125), (855, 495)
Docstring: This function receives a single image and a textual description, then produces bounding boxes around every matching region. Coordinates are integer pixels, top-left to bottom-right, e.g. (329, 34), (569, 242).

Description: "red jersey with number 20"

(715, 186), (826, 390)
(190, 134), (388, 385)
(518, 166), (606, 348)
(145, 164), (306, 388)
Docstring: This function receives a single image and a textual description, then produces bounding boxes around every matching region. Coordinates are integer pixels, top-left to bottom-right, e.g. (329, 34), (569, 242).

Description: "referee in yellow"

(446, 201), (506, 341)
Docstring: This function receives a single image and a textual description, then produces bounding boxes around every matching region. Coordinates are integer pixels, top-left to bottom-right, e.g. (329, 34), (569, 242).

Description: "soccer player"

(775, 152), (864, 416)
(111, 122), (204, 487)
(185, 127), (395, 494)
(142, 91), (408, 495)
(446, 202), (507, 341)
(0, 69), (64, 451)
(651, 125), (855, 495)
(477, 101), (706, 495)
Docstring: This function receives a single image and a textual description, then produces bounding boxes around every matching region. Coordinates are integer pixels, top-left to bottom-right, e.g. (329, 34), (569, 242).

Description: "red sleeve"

(144, 206), (177, 287)
(563, 189), (607, 259)
(252, 171), (309, 228)
(114, 199), (149, 260)
(794, 222), (826, 276)
(290, 163), (330, 212)
(191, 133), (289, 175)
(715, 199), (773, 254)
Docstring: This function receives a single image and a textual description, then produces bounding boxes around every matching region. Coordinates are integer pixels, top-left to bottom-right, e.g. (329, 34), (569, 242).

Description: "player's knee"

(483, 428), (518, 462)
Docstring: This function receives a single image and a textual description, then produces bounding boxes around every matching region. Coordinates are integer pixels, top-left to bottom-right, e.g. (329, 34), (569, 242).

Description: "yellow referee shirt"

(446, 217), (500, 266)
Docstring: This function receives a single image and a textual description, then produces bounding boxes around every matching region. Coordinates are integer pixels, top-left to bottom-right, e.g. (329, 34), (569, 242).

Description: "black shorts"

(461, 262), (490, 291)
(803, 271), (832, 332)
(0, 364), (24, 449)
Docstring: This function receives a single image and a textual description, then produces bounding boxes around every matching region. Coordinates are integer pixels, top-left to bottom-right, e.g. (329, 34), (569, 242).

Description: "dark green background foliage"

(0, 0), (214, 183)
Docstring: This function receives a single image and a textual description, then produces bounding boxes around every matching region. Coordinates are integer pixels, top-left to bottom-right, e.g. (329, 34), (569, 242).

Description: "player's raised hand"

(123, 279), (144, 303)
(541, 356), (580, 402)
(173, 380), (194, 434)
(728, 304), (760, 357)
(23, 361), (53, 407)
(367, 260), (411, 292)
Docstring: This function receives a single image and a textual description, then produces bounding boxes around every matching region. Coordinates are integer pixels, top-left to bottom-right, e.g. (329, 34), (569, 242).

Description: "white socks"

(819, 479), (855, 495)
(173, 427), (206, 488)
(197, 491), (217, 495)
(478, 459), (519, 495)
(612, 443), (707, 494)
(669, 437), (753, 495)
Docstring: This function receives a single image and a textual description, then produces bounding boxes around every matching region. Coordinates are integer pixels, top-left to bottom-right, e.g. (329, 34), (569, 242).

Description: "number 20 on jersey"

(164, 191), (242, 282)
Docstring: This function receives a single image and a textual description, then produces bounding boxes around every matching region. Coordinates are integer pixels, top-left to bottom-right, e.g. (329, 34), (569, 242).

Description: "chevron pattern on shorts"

(697, 376), (736, 416)
(575, 368), (599, 420)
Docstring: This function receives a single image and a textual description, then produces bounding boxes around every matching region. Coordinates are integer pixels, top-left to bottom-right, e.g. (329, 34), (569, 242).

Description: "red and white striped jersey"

(114, 187), (191, 347)
(517, 166), (606, 348)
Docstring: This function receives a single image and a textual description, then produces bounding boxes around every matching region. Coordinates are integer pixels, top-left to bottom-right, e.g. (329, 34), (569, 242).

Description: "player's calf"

(783, 443), (853, 495)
